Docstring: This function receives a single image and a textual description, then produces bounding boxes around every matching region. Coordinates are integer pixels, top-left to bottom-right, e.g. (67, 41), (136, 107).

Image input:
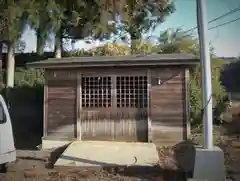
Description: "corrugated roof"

(27, 53), (199, 68)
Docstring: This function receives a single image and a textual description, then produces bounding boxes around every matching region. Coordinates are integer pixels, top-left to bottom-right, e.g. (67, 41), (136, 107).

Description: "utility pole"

(197, 0), (213, 149)
(192, 2), (225, 180)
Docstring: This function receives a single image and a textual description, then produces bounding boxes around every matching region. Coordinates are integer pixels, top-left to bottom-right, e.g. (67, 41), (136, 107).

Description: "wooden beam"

(147, 69), (152, 142)
(111, 75), (116, 140)
(43, 84), (48, 137)
(77, 72), (82, 140)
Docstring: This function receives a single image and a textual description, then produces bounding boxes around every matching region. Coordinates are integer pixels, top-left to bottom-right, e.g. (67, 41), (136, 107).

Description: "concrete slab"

(54, 141), (159, 167)
(191, 146), (226, 181)
(42, 139), (72, 150)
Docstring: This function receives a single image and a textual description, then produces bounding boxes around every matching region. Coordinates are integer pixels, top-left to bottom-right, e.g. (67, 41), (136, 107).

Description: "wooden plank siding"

(150, 67), (186, 145)
(80, 109), (148, 141)
(44, 70), (77, 139)
(43, 66), (188, 145)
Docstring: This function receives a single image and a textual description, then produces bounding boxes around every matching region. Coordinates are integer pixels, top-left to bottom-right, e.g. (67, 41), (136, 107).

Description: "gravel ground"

(0, 158), (186, 181)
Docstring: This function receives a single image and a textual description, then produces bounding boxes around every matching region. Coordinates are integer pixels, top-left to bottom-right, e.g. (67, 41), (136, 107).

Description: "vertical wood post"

(147, 69), (152, 142)
(77, 72), (82, 140)
(111, 75), (116, 140)
(43, 84), (48, 137)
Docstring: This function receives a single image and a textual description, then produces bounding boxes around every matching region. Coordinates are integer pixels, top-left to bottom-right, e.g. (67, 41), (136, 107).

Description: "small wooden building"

(28, 53), (198, 149)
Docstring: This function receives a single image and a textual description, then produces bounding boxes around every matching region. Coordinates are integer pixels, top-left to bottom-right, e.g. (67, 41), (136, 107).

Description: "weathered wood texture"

(81, 109), (148, 141)
(44, 66), (188, 145)
(45, 70), (77, 139)
(79, 68), (148, 142)
(150, 67), (186, 146)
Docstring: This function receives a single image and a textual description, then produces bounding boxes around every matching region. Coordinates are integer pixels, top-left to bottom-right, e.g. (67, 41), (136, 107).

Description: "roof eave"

(27, 59), (199, 69)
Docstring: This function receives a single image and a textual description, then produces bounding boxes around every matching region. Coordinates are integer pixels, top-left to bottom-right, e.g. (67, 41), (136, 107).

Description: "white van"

(0, 94), (16, 173)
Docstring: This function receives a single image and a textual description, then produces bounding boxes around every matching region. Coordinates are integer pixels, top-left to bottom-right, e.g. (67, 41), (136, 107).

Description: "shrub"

(131, 41), (156, 54)
(66, 43), (131, 57)
(66, 42), (156, 57)
(189, 58), (228, 126)
(14, 67), (45, 87)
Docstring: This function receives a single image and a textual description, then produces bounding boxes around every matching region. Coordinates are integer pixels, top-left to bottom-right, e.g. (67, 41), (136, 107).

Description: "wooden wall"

(44, 66), (188, 145)
(149, 67), (187, 146)
(44, 70), (77, 140)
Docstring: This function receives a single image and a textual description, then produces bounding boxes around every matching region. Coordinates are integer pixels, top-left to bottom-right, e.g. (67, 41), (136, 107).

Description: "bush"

(66, 43), (131, 57)
(14, 67), (45, 87)
(65, 42), (156, 57)
(0, 68), (44, 105)
(189, 58), (228, 126)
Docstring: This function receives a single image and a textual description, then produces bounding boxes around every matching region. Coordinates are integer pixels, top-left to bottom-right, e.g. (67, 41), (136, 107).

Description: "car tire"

(0, 163), (7, 173)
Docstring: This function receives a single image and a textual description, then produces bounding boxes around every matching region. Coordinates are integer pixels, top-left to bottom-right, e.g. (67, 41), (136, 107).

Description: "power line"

(117, 15), (240, 42)
(208, 16), (240, 30)
(209, 7), (240, 23)
(184, 6), (240, 33)
(111, 4), (240, 42)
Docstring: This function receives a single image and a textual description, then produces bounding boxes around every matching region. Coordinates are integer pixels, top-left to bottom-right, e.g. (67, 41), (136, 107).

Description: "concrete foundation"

(42, 139), (72, 150)
(191, 146), (225, 181)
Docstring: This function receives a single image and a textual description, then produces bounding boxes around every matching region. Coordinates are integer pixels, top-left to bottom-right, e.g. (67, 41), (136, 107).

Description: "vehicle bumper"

(0, 150), (16, 164)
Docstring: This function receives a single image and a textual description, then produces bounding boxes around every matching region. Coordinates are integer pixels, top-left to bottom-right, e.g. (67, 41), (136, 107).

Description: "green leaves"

(14, 67), (45, 87)
(0, 0), (28, 41)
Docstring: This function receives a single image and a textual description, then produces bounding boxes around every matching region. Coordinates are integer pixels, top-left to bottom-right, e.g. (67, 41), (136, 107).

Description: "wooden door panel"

(81, 110), (114, 140)
(80, 110), (148, 141)
(79, 72), (149, 142)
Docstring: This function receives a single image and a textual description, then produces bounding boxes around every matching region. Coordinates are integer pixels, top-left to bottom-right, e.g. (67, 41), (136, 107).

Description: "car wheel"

(0, 163), (7, 173)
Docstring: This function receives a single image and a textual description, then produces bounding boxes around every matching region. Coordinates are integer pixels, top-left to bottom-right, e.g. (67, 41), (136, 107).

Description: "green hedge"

(0, 68), (44, 105)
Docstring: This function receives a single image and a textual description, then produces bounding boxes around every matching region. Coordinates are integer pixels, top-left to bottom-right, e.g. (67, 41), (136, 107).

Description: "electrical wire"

(208, 16), (240, 30)
(184, 6), (240, 34)
(110, 3), (240, 43)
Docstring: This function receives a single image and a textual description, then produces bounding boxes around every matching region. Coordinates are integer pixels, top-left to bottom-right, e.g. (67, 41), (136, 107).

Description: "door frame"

(76, 69), (150, 141)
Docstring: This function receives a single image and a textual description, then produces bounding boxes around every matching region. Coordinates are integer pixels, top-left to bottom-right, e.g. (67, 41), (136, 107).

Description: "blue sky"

(21, 0), (240, 57)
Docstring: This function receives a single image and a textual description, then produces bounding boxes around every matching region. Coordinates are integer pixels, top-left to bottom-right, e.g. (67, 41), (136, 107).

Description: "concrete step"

(54, 141), (160, 168)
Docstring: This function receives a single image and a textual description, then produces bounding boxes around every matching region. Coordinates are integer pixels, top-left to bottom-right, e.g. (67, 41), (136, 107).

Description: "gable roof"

(26, 53), (199, 68)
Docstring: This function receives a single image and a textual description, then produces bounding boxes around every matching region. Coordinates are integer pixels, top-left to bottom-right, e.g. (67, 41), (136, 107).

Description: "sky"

(21, 0), (240, 57)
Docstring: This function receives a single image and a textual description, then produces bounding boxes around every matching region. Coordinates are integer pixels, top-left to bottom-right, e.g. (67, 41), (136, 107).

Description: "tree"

(158, 28), (189, 44)
(2, 40), (26, 53)
(157, 30), (227, 125)
(26, 0), (54, 55)
(26, 0), (101, 58)
(0, 0), (28, 87)
(155, 28), (199, 54)
(104, 0), (175, 52)
(0, 0), (9, 88)
(62, 0), (175, 52)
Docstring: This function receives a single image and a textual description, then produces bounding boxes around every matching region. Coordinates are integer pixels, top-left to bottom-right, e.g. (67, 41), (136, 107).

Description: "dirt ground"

(0, 158), (186, 181)
(221, 135), (240, 181)
(1, 124), (240, 181)
(191, 124), (240, 181)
